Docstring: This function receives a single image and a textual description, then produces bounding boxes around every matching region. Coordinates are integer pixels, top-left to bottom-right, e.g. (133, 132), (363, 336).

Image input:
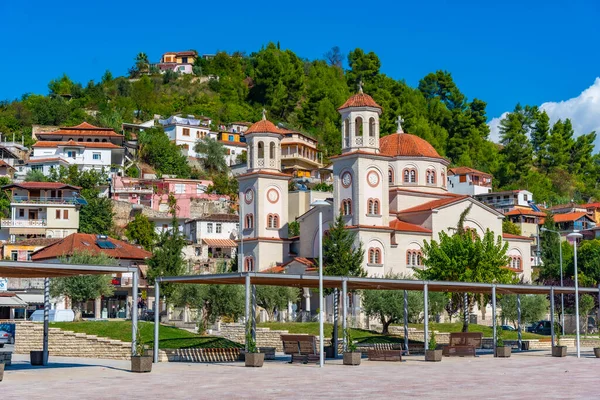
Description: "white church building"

(237, 91), (533, 283)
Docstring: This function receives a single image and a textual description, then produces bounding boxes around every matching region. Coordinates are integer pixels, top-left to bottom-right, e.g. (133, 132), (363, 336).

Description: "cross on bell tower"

(396, 115), (404, 134)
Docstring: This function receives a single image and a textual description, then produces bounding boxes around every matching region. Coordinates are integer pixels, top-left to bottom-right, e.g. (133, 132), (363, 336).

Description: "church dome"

(245, 119), (282, 135)
(380, 132), (443, 159)
(337, 92), (382, 111)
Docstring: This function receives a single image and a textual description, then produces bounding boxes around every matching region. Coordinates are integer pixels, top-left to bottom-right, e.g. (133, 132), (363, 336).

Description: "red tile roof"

(448, 167), (492, 177)
(552, 212), (590, 223)
(219, 140), (247, 147)
(502, 233), (534, 241)
(245, 119), (283, 135)
(163, 51), (197, 57)
(398, 196), (469, 214)
(38, 122), (121, 137)
(202, 238), (237, 248)
(504, 208), (546, 217)
(280, 257), (316, 269)
(389, 220), (432, 233)
(31, 233), (152, 261)
(0, 160), (15, 170)
(9, 238), (61, 247)
(338, 92), (382, 111)
(585, 202), (600, 209)
(380, 133), (443, 159)
(32, 141), (122, 149)
(3, 182), (81, 190)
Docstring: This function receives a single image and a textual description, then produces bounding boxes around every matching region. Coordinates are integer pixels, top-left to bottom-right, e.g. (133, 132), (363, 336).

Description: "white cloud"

(488, 77), (600, 147)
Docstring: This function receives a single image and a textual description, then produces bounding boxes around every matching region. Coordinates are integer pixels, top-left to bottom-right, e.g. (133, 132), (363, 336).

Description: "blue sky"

(2, 0), (599, 125)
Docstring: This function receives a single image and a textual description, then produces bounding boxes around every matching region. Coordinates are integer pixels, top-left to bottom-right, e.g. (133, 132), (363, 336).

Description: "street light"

(311, 199), (330, 368)
(541, 227), (565, 335)
(567, 230), (583, 358)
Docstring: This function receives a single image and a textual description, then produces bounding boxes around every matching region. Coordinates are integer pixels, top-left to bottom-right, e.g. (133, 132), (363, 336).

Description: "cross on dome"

(358, 80), (364, 94)
(261, 108), (267, 120)
(396, 115), (405, 133)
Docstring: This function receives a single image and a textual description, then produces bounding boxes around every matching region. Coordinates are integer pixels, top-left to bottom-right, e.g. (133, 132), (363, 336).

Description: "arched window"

(257, 141), (264, 159)
(267, 214), (280, 229)
(388, 168), (394, 184)
(245, 257), (254, 272)
(355, 117), (363, 136)
(341, 199), (352, 216)
(368, 198), (380, 215)
(77, 138), (83, 142)
(368, 248), (381, 264)
(86, 138), (92, 142)
(269, 142), (275, 159)
(403, 170), (410, 183)
(369, 117), (376, 137)
(406, 250), (423, 267)
(245, 214), (254, 229)
(409, 170), (416, 183)
(344, 118), (350, 147)
(426, 170), (436, 185)
(441, 172), (446, 187)
(94, 139), (100, 142)
(102, 139), (107, 142)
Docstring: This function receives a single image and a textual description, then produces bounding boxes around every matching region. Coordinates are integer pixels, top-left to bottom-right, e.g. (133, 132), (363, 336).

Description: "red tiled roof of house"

(27, 157), (70, 164)
(279, 257), (316, 269)
(502, 233), (534, 241)
(552, 212), (590, 223)
(163, 50), (197, 57)
(32, 141), (122, 149)
(261, 265), (286, 274)
(3, 182), (81, 190)
(0, 160), (15, 170)
(448, 167), (492, 177)
(389, 219), (432, 233)
(245, 119), (283, 135)
(219, 140), (247, 147)
(11, 238), (61, 247)
(585, 202), (600, 209)
(31, 233), (152, 261)
(337, 92), (382, 111)
(380, 133), (444, 159)
(504, 208), (546, 217)
(398, 196), (469, 214)
(38, 122), (121, 137)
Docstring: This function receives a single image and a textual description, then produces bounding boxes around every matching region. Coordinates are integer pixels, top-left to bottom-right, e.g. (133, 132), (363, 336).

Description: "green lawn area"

(50, 321), (242, 349)
(404, 322), (545, 340)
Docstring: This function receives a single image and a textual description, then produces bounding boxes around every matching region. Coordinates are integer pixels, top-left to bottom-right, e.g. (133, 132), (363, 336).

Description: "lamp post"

(541, 227), (565, 335)
(567, 230), (583, 358)
(311, 199), (329, 368)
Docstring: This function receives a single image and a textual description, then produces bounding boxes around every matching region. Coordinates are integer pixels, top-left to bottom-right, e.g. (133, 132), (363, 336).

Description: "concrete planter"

(594, 348), (600, 358)
(245, 352), (264, 367)
(131, 356), (153, 373)
(30, 351), (45, 365)
(495, 346), (511, 358)
(425, 349), (443, 362)
(343, 352), (361, 366)
(552, 346), (567, 357)
(0, 363), (4, 382)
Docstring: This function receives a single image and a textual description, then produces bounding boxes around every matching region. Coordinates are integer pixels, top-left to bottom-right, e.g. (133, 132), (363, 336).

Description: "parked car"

(501, 325), (516, 331)
(0, 330), (12, 347)
(29, 309), (75, 322)
(527, 320), (562, 335)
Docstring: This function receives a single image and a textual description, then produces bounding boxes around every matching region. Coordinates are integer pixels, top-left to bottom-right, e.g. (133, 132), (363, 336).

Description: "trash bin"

(521, 341), (530, 351)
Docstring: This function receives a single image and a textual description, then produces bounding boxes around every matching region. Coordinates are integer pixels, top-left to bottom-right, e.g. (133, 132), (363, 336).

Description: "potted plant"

(425, 331), (442, 362)
(343, 329), (361, 365)
(495, 326), (511, 358)
(131, 329), (152, 373)
(245, 324), (264, 367)
(552, 323), (567, 358)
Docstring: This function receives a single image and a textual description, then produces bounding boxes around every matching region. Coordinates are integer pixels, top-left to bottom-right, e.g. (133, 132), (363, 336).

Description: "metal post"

(424, 283), (429, 351)
(559, 240), (564, 336)
(318, 210), (324, 368)
(42, 277), (50, 365)
(342, 279), (347, 353)
(239, 200), (244, 272)
(492, 285), (497, 356)
(403, 290), (409, 354)
(245, 274), (250, 351)
(463, 292), (469, 328)
(573, 238), (581, 358)
(333, 288), (338, 358)
(251, 285), (256, 342)
(517, 294), (522, 351)
(550, 287), (555, 348)
(132, 268), (139, 356)
(153, 280), (160, 363)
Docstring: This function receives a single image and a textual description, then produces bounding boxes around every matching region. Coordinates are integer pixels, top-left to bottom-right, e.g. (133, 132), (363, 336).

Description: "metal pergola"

(0, 260), (139, 365)
(154, 272), (600, 363)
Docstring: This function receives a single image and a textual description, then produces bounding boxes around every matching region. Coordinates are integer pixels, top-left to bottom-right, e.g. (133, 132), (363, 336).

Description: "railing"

(281, 153), (320, 164)
(113, 187), (154, 194)
(1, 219), (47, 228)
(12, 196), (78, 205)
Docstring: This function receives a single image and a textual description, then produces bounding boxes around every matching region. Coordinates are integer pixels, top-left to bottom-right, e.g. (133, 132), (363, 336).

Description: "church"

(237, 90), (533, 282)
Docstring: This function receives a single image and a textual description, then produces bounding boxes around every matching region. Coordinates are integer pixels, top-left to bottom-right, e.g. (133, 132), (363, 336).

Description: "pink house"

(112, 176), (230, 218)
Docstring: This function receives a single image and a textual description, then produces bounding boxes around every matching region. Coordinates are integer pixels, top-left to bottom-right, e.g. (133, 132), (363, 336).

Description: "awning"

(202, 238), (237, 248)
(16, 293), (45, 305)
(0, 295), (28, 307)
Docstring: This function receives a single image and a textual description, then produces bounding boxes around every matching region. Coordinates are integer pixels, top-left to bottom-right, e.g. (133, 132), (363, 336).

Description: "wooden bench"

(367, 349), (402, 361)
(442, 332), (483, 357)
(281, 334), (320, 364)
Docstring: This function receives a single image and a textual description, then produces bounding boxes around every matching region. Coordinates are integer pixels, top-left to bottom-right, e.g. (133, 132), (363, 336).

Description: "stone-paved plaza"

(1, 350), (598, 399)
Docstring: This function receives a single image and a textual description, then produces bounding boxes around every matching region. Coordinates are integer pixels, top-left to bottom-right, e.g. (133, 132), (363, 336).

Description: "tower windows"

(344, 118), (350, 147)
(257, 141), (264, 159)
(441, 171), (446, 187)
(403, 168), (417, 183)
(367, 198), (380, 215)
(406, 250), (423, 267)
(368, 248), (382, 264)
(355, 117), (363, 136)
(341, 199), (352, 216)
(388, 168), (394, 184)
(267, 214), (280, 229)
(509, 255), (522, 270)
(426, 169), (436, 185)
(369, 117), (376, 137)
(269, 142), (275, 159)
(245, 213), (254, 229)
(244, 257), (255, 272)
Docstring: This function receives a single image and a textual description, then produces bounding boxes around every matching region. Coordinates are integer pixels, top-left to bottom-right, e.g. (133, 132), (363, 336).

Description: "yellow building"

(160, 51), (197, 65)
(2, 238), (59, 261)
(280, 129), (324, 181)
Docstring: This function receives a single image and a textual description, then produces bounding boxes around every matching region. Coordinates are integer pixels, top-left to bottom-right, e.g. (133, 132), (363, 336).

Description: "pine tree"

(498, 104), (534, 186)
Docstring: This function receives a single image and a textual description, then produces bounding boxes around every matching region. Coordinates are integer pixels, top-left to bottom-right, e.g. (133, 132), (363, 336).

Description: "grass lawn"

(50, 321), (242, 349)
(403, 322), (545, 340)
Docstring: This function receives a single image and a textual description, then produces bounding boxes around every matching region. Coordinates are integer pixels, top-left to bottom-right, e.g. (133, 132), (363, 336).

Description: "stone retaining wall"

(215, 323), (293, 352)
(154, 348), (240, 363)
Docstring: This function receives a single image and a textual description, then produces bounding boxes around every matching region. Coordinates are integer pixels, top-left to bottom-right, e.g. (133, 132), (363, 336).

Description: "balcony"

(1, 219), (47, 228)
(12, 196), (78, 205)
(113, 187), (154, 195)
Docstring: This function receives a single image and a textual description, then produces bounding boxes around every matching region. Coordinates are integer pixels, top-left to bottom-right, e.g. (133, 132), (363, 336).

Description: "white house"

(28, 140), (124, 173)
(474, 190), (534, 213)
(184, 214), (239, 273)
(158, 115), (211, 158)
(447, 167), (493, 196)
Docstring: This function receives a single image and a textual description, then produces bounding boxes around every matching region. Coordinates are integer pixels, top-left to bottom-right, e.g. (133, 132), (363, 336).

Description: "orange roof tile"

(245, 119), (283, 135)
(502, 233), (534, 241)
(380, 133), (444, 159)
(32, 141), (122, 149)
(27, 157), (69, 164)
(3, 182), (81, 190)
(398, 196), (469, 214)
(0, 160), (15, 170)
(338, 92), (382, 111)
(585, 202), (600, 209)
(389, 220), (432, 233)
(38, 122), (121, 137)
(280, 257), (316, 269)
(448, 167), (492, 177)
(504, 208), (546, 217)
(219, 140), (247, 147)
(552, 212), (590, 223)
(31, 233), (152, 261)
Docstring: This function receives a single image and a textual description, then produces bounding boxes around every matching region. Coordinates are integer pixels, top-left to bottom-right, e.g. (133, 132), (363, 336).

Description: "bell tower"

(338, 83), (382, 154)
